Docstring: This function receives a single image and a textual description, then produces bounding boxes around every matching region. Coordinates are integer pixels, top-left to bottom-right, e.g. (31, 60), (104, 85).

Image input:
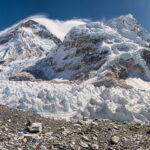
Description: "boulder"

(27, 122), (42, 133)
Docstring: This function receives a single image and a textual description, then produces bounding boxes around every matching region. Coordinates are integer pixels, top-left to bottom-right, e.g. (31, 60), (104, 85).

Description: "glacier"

(0, 80), (150, 122)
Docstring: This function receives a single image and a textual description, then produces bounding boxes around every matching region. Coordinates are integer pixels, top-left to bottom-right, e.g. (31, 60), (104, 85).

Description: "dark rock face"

(110, 58), (144, 79)
(9, 72), (36, 81)
(142, 49), (150, 70)
(82, 52), (108, 65)
(26, 70), (45, 80)
(93, 58), (144, 89)
(111, 64), (128, 79)
(22, 59), (52, 80)
(0, 31), (16, 45)
(93, 77), (132, 89)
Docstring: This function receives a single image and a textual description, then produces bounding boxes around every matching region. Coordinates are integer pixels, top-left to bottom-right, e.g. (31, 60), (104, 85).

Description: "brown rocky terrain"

(0, 104), (149, 150)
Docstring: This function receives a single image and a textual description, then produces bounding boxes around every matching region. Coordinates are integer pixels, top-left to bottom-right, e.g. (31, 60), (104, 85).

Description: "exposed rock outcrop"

(93, 58), (144, 88)
(9, 72), (36, 81)
(142, 49), (150, 70)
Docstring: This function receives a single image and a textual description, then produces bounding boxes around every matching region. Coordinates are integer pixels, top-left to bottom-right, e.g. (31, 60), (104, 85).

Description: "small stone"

(77, 120), (84, 125)
(91, 122), (98, 126)
(93, 136), (98, 140)
(81, 135), (89, 141)
(31, 145), (37, 149)
(113, 125), (119, 130)
(62, 129), (70, 136)
(23, 138), (27, 143)
(73, 124), (81, 129)
(111, 136), (120, 144)
(2, 127), (8, 131)
(40, 145), (47, 150)
(23, 134), (39, 139)
(8, 141), (14, 145)
(80, 141), (89, 148)
(60, 126), (66, 131)
(45, 131), (53, 136)
(42, 129), (49, 134)
(91, 144), (99, 150)
(27, 122), (42, 133)
(83, 117), (88, 121)
(71, 141), (75, 145)
(8, 119), (11, 122)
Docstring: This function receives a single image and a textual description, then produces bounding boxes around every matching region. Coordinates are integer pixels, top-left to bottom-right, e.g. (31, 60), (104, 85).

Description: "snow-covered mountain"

(49, 14), (150, 87)
(0, 14), (150, 122)
(0, 19), (61, 61)
(0, 19), (62, 80)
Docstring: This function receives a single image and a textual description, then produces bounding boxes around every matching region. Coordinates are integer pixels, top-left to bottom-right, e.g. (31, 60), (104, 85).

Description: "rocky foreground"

(0, 105), (149, 150)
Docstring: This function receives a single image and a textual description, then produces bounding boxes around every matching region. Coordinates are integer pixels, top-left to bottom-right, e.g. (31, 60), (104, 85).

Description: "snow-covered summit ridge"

(107, 14), (150, 45)
(49, 14), (150, 85)
(0, 19), (62, 62)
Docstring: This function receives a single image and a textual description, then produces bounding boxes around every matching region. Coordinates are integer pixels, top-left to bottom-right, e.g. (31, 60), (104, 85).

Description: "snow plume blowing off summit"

(31, 15), (88, 41)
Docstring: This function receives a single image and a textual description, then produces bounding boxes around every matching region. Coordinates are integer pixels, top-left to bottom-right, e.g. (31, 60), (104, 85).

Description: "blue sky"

(0, 0), (149, 32)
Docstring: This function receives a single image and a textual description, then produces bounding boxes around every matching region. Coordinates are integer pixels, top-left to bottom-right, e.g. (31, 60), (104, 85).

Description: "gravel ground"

(0, 104), (150, 150)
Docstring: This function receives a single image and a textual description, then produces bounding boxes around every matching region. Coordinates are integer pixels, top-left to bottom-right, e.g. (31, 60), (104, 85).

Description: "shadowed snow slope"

(0, 15), (150, 122)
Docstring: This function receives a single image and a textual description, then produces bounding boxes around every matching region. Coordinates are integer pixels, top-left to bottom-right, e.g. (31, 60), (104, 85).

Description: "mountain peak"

(119, 14), (135, 20)
(0, 18), (62, 62)
(20, 19), (40, 28)
(107, 14), (137, 27)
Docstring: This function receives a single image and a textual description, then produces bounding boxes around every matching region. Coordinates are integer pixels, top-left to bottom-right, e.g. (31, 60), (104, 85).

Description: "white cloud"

(30, 15), (90, 41)
(0, 15), (90, 41)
